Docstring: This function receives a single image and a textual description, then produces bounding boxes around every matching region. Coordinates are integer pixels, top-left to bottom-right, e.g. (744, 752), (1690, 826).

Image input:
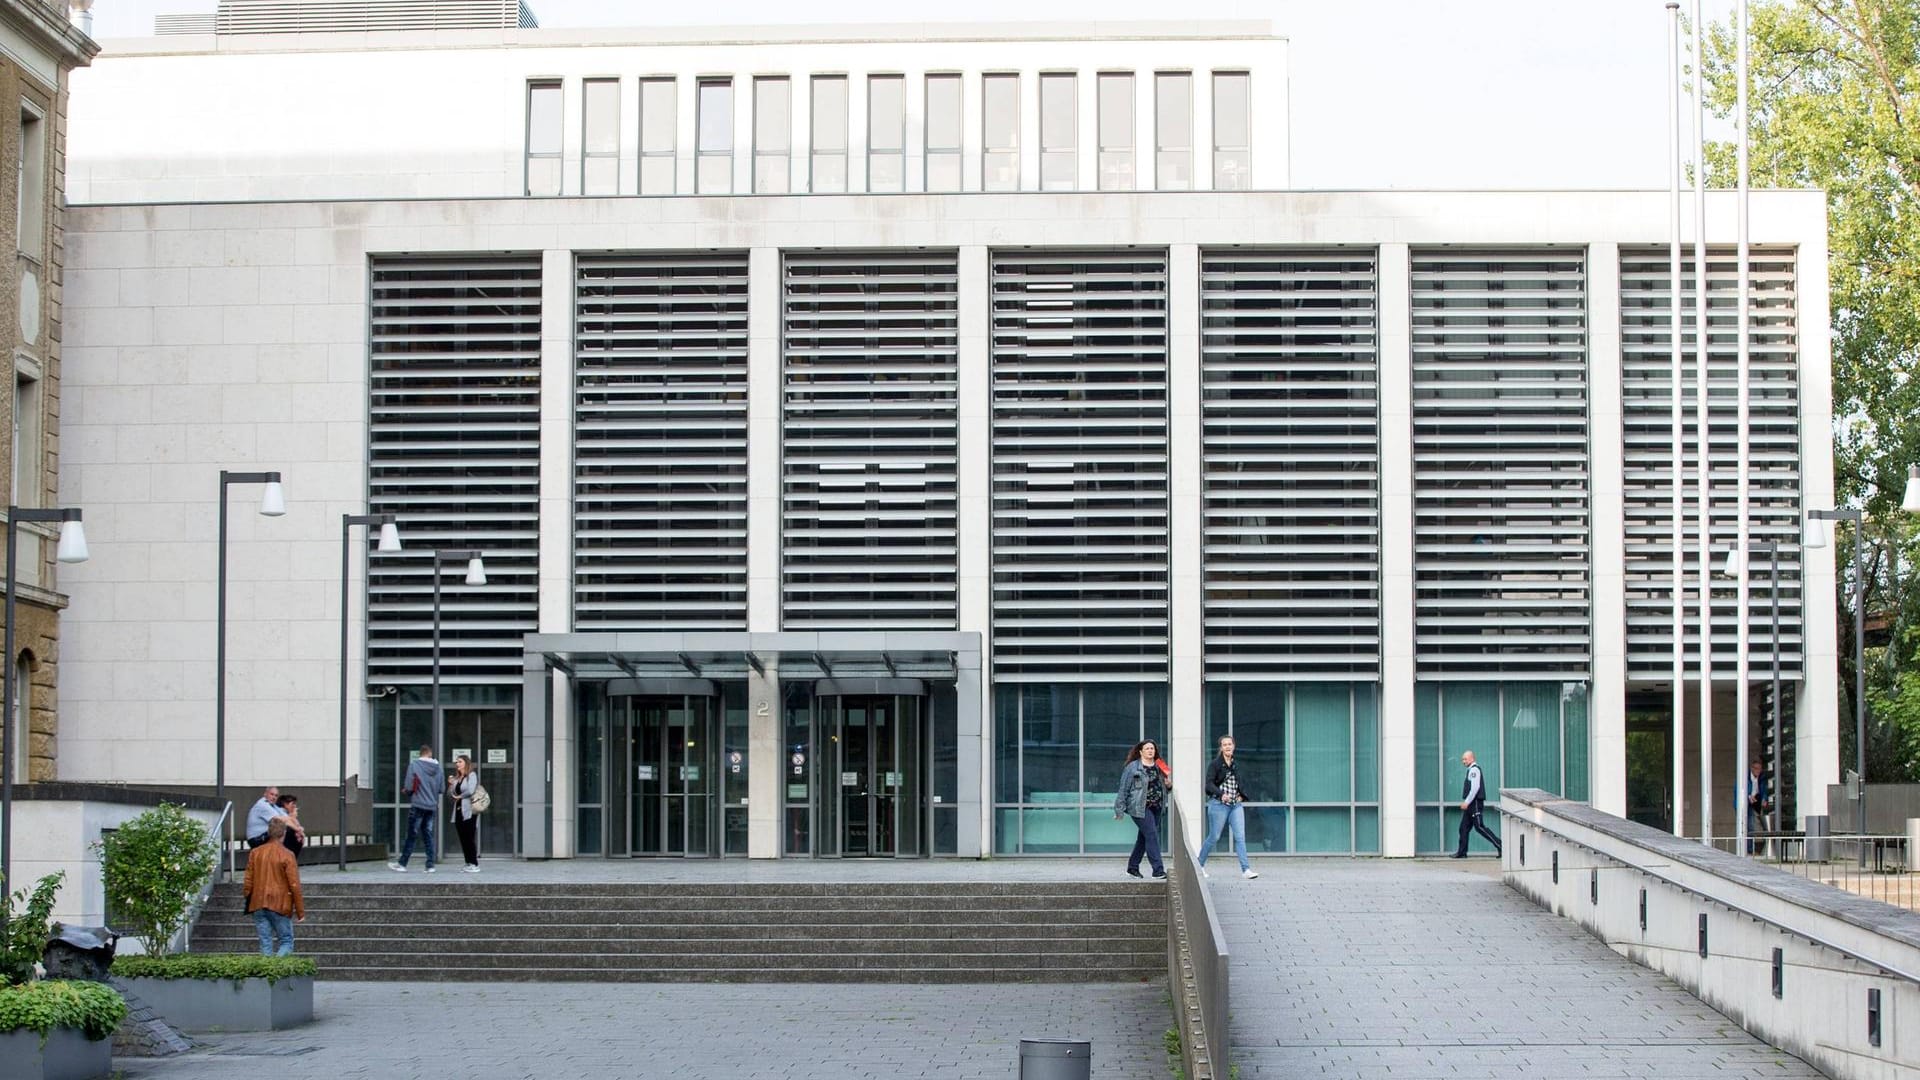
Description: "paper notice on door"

(637, 764), (657, 780)
(452, 748), (472, 762)
(787, 784), (808, 799)
(884, 771), (903, 788)
(680, 766), (700, 782)
(841, 771), (859, 787)
(486, 749), (508, 764)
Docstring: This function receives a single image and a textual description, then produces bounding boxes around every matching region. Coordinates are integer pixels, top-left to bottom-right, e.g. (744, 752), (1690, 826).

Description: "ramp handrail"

(165, 800), (232, 956)
(1166, 801), (1230, 1078)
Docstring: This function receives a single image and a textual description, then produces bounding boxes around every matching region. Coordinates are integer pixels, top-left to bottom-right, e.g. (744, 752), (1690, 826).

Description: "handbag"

(470, 783), (491, 814)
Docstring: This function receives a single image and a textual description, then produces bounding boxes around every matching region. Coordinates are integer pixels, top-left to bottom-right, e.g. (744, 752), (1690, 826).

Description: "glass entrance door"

(614, 695), (716, 856)
(440, 707), (517, 858)
(823, 695), (923, 857)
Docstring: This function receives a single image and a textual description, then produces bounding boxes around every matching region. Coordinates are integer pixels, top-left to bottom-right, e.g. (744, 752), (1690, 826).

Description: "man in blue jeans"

(1198, 735), (1259, 880)
(388, 744), (444, 873)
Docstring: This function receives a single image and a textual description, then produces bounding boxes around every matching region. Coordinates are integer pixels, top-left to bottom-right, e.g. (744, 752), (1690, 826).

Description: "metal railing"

(1704, 833), (1917, 912)
(1166, 801), (1229, 1080)
(166, 801), (233, 955)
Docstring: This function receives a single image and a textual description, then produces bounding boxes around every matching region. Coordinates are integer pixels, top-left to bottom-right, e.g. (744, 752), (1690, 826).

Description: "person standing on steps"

(275, 793), (307, 857)
(1197, 735), (1258, 880)
(389, 744), (444, 873)
(1452, 749), (1502, 859)
(244, 784), (287, 848)
(448, 754), (482, 873)
(1114, 740), (1171, 880)
(243, 818), (305, 956)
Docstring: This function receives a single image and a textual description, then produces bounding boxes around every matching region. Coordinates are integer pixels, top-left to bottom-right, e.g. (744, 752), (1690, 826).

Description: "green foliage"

(1163, 1026), (1185, 1080)
(0, 980), (127, 1042)
(0, 872), (65, 987)
(96, 804), (218, 955)
(111, 953), (316, 984)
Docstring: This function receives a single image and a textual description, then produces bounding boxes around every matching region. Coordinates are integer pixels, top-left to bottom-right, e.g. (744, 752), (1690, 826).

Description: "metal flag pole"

(1692, 0), (1715, 844)
(1734, 0), (1752, 854)
(1667, 0), (1687, 838)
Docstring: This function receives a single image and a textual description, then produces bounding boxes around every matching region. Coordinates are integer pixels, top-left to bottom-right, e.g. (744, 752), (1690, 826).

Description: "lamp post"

(215, 470), (285, 805)
(429, 548), (486, 752)
(339, 514), (401, 871)
(1724, 541), (1782, 852)
(1, 507), (88, 941)
(1806, 508), (1864, 850)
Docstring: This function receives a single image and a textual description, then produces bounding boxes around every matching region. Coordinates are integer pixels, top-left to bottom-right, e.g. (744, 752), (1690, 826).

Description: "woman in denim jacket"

(1113, 740), (1171, 879)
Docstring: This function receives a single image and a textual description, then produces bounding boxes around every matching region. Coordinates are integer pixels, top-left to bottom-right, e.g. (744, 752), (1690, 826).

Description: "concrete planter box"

(0, 1026), (113, 1080)
(120, 975), (313, 1032)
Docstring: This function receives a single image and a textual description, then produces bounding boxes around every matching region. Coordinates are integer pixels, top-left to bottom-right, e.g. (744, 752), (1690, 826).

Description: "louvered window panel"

(367, 256), (542, 685)
(1411, 249), (1591, 678)
(1201, 249), (1380, 679)
(574, 252), (749, 630)
(782, 251), (959, 628)
(991, 250), (1170, 681)
(1620, 246), (1802, 676)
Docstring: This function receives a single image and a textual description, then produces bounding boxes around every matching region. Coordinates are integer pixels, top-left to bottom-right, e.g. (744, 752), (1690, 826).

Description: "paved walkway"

(291, 855), (1133, 885)
(1208, 858), (1822, 1078)
(115, 981), (1168, 1080)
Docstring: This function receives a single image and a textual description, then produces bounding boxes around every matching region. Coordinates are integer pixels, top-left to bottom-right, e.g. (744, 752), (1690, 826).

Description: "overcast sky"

(82, 0), (1704, 190)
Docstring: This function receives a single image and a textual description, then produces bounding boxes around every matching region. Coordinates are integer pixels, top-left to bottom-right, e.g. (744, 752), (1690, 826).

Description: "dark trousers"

(454, 813), (479, 866)
(398, 807), (436, 868)
(1455, 808), (1501, 856)
(1129, 806), (1166, 875)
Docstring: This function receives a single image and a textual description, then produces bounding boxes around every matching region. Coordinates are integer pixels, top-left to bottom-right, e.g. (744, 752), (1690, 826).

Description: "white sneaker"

(1198, 865), (1210, 878)
(1243, 868), (1260, 880)
(387, 862), (407, 873)
(463, 864), (480, 874)
(424, 866), (437, 874)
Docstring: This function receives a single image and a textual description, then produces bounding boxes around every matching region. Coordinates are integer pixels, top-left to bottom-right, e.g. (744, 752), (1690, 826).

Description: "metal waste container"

(1019, 1038), (1091, 1080)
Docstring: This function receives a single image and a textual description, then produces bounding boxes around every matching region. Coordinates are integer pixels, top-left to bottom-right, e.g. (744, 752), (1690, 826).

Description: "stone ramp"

(1210, 859), (1823, 1078)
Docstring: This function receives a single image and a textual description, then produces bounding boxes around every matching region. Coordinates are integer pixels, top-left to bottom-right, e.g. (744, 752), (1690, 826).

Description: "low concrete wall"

(10, 784), (223, 931)
(119, 976), (313, 1033)
(1501, 788), (1920, 1080)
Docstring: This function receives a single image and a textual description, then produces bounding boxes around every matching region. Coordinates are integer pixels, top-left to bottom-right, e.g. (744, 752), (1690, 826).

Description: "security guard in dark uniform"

(1452, 749), (1502, 858)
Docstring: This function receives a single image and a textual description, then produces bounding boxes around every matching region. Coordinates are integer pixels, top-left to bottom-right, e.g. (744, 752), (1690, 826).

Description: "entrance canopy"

(523, 630), (971, 682)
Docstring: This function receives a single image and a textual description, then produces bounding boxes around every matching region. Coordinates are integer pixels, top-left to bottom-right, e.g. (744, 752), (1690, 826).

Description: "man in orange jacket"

(243, 817), (306, 956)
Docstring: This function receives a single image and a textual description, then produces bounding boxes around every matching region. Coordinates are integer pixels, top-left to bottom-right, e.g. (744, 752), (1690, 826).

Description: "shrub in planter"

(96, 803), (217, 954)
(1, 871), (66, 985)
(111, 954), (316, 984)
(0, 980), (127, 1043)
(111, 954), (314, 1033)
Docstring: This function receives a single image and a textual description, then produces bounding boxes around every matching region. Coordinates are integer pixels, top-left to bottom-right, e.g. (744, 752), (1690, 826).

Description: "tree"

(97, 804), (218, 955)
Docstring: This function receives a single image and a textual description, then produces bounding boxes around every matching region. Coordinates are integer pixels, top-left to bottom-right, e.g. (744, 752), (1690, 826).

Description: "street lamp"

(338, 514), (400, 871)
(215, 470), (285, 805)
(1, 506), (87, 940)
(429, 548), (486, 758)
(1724, 541), (1784, 851)
(1805, 508), (1865, 848)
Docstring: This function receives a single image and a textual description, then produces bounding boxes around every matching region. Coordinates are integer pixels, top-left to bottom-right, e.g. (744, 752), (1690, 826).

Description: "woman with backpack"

(1112, 740), (1171, 880)
(448, 754), (483, 873)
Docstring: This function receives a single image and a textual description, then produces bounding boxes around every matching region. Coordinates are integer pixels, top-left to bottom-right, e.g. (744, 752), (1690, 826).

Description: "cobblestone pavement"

(113, 980), (1170, 1080)
(1208, 858), (1823, 1078)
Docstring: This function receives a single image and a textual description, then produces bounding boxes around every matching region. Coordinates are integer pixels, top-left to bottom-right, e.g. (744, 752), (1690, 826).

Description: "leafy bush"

(97, 804), (218, 955)
(0, 871), (65, 986)
(0, 980), (127, 1042)
(112, 953), (315, 984)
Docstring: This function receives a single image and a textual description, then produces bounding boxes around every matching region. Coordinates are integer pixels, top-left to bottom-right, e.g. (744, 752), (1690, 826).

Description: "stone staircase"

(188, 880), (1167, 983)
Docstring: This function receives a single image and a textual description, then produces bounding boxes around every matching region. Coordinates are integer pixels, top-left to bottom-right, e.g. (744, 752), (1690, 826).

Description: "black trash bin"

(1018, 1038), (1091, 1080)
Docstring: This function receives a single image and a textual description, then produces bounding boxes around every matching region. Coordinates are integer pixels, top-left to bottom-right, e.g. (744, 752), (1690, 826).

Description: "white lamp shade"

(1803, 519), (1828, 549)
(1512, 707), (1539, 731)
(54, 519), (88, 563)
(258, 481), (286, 517)
(1722, 548), (1742, 577)
(1904, 465), (1920, 513)
(376, 521), (402, 552)
(464, 556), (487, 586)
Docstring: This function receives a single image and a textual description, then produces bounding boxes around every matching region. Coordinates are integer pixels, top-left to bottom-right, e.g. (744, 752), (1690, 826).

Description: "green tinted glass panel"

(1205, 682), (1230, 750)
(994, 687), (1020, 804)
(1232, 683), (1287, 801)
(1354, 807), (1380, 853)
(1563, 684), (1590, 802)
(1245, 805), (1287, 853)
(1442, 683), (1501, 800)
(1293, 683), (1352, 802)
(995, 808), (1020, 854)
(1503, 681), (1561, 793)
(1021, 684), (1079, 801)
(1084, 808), (1136, 852)
(1415, 683), (1441, 802)
(1084, 684), (1141, 803)
(1021, 807), (1080, 854)
(1293, 807), (1351, 853)
(1354, 682), (1380, 802)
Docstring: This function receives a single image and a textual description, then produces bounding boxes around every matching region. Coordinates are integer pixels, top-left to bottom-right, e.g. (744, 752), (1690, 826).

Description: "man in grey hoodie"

(388, 744), (444, 873)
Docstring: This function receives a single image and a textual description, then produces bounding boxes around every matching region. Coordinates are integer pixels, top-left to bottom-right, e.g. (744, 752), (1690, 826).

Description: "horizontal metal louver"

(574, 252), (750, 630)
(1411, 248), (1591, 678)
(1200, 248), (1380, 679)
(782, 251), (959, 629)
(212, 0), (536, 33)
(1620, 246), (1803, 676)
(991, 250), (1170, 681)
(367, 256), (541, 685)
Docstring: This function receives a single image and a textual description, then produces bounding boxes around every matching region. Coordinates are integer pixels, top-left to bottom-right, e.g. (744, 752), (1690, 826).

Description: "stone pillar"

(537, 248), (573, 855)
(1588, 243), (1627, 815)
(1168, 244), (1204, 848)
(1378, 243), (1416, 856)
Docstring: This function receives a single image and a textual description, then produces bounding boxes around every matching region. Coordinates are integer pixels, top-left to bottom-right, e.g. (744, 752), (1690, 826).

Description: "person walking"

(1742, 759), (1771, 854)
(1452, 749), (1502, 858)
(1113, 740), (1170, 880)
(448, 754), (482, 873)
(1197, 735), (1258, 880)
(389, 744), (444, 873)
(244, 784), (287, 848)
(275, 793), (307, 857)
(242, 818), (305, 956)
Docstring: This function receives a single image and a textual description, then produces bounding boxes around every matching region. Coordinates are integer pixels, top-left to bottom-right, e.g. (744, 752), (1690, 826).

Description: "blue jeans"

(252, 909), (294, 956)
(398, 806), (436, 868)
(1128, 806), (1165, 876)
(1197, 798), (1250, 871)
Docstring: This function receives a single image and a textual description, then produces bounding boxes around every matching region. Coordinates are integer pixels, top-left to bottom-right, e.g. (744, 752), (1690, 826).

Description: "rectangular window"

(1155, 72), (1192, 191)
(581, 78), (620, 196)
(982, 73), (1019, 191)
(11, 368), (39, 586)
(17, 105), (43, 254)
(524, 81), (562, 197)
(925, 74), (962, 192)
(867, 74), (905, 192)
(811, 75), (848, 192)
(638, 78), (677, 195)
(754, 76), (791, 193)
(1097, 72), (1135, 191)
(1039, 73), (1076, 191)
(696, 77), (734, 195)
(1213, 71), (1251, 190)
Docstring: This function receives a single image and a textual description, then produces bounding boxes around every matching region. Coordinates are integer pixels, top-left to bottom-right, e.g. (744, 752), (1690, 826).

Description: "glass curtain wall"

(1202, 682), (1380, 854)
(993, 682), (1168, 854)
(1414, 680), (1590, 853)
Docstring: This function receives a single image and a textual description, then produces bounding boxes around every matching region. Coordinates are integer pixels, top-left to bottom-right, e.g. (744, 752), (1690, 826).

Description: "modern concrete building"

(0, 0), (94, 787)
(53, 11), (1837, 859)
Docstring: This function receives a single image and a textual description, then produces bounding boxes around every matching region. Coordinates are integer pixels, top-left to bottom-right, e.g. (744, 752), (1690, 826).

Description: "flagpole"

(1734, 0), (1753, 855)
(1692, 0), (1715, 845)
(1668, 0), (1687, 839)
